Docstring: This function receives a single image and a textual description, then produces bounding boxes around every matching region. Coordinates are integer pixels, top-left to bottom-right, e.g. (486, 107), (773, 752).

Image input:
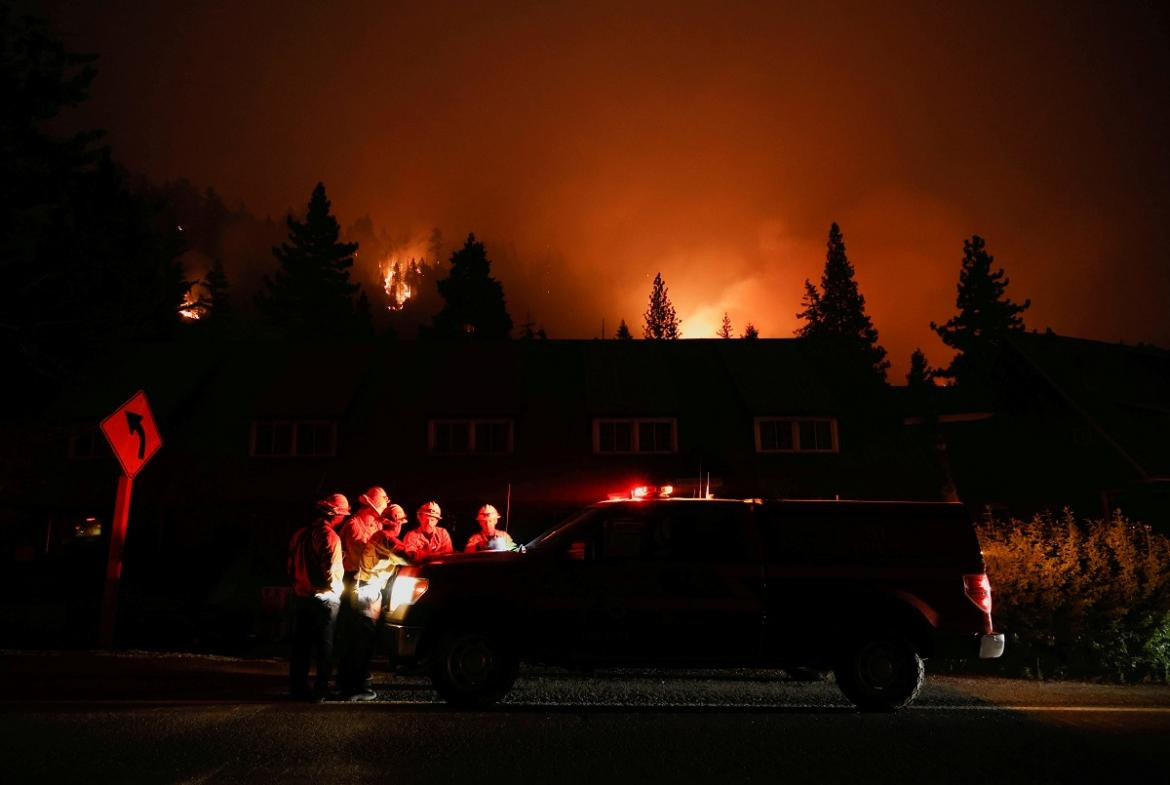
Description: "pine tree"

(398, 256), (443, 337)
(1, 9), (188, 394)
(406, 259), (421, 291)
(519, 318), (548, 340)
(429, 233), (513, 338)
(202, 257), (233, 325)
(387, 260), (404, 308)
(906, 348), (933, 389)
(427, 227), (443, 265)
(615, 319), (633, 340)
(931, 235), (1030, 385)
(717, 312), (733, 339)
(742, 323), (759, 339)
(256, 182), (369, 338)
(796, 222), (888, 380)
(642, 272), (681, 339)
(519, 312), (539, 339)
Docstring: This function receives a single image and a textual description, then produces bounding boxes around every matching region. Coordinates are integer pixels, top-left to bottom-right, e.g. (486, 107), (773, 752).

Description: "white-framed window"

(754, 417), (838, 453)
(250, 420), (337, 458)
(428, 419), (514, 455)
(593, 417), (678, 454)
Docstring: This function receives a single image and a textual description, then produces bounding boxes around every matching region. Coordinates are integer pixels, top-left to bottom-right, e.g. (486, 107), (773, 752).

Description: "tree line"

(628, 221), (1030, 390)
(2, 5), (1032, 409)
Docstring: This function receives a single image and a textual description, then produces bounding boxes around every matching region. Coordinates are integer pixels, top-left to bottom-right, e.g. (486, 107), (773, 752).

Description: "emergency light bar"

(614, 484), (674, 500)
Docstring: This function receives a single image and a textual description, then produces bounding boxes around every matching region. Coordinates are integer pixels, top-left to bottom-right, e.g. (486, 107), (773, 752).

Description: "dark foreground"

(1, 652), (1167, 784)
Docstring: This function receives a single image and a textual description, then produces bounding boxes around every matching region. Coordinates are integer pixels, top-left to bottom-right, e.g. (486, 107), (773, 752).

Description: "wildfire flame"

(382, 261), (414, 311)
(179, 290), (204, 321)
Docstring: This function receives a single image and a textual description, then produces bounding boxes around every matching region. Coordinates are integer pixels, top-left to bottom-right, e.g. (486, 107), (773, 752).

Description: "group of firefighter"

(286, 486), (516, 702)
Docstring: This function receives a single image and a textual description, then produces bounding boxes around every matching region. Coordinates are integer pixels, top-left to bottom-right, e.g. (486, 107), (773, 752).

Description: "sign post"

(97, 390), (162, 648)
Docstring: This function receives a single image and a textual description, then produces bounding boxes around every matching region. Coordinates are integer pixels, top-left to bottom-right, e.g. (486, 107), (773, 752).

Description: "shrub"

(976, 509), (1170, 682)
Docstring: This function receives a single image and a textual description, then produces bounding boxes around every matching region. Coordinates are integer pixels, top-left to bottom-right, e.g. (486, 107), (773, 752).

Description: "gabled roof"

(247, 342), (378, 418)
(45, 338), (871, 433)
(1006, 333), (1170, 480)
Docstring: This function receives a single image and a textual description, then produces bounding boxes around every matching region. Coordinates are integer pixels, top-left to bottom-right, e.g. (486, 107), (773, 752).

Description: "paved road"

(1, 652), (1167, 784)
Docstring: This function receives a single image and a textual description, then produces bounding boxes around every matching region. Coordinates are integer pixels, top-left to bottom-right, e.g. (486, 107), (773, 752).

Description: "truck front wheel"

(833, 636), (924, 712)
(429, 627), (519, 708)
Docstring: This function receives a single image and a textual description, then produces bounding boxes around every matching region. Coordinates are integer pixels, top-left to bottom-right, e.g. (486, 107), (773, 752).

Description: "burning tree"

(382, 259), (412, 310)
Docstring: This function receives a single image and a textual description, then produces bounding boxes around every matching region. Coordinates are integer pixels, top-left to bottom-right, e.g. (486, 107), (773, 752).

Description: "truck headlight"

(388, 576), (428, 612)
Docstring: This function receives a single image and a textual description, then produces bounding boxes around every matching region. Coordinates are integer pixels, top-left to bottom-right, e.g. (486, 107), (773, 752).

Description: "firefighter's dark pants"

(290, 594), (340, 699)
(337, 580), (378, 695)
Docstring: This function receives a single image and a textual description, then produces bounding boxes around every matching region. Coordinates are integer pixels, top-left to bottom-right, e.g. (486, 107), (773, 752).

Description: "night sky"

(32, 0), (1170, 377)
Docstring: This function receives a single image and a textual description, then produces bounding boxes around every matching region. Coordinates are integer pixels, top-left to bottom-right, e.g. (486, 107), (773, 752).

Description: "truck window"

(645, 504), (752, 562)
(602, 515), (646, 560)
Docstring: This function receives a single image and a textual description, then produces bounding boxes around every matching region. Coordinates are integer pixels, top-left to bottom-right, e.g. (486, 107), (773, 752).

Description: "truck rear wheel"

(833, 637), (924, 712)
(429, 627), (519, 708)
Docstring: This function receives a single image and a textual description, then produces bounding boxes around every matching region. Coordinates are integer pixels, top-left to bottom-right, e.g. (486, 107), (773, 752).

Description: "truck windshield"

(524, 507), (601, 550)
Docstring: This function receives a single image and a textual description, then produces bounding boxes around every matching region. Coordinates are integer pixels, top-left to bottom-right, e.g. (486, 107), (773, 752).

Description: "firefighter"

(336, 486), (390, 700)
(402, 501), (453, 561)
(339, 486), (390, 581)
(287, 493), (347, 701)
(464, 504), (515, 552)
(358, 504), (411, 582)
(340, 504), (411, 698)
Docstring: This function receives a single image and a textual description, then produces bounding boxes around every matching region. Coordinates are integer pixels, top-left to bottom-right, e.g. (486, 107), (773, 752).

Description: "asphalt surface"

(1, 651), (1168, 784)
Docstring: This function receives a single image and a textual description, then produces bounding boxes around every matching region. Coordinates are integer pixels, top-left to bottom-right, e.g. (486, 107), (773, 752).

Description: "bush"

(976, 510), (1170, 682)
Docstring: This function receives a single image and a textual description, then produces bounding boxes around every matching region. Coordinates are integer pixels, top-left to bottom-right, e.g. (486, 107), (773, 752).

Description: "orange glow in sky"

(44, 1), (1170, 377)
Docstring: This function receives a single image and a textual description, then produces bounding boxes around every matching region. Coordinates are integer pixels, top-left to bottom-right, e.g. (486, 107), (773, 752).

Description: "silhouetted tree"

(427, 227), (444, 265)
(642, 272), (681, 339)
(931, 235), (1030, 385)
(199, 257), (233, 328)
(1, 7), (188, 395)
(429, 233), (513, 338)
(393, 257), (443, 337)
(742, 323), (759, 339)
(717, 312), (733, 339)
(519, 314), (548, 339)
(355, 287), (374, 334)
(404, 259), (421, 293)
(906, 348), (934, 390)
(797, 223), (888, 381)
(615, 319), (633, 340)
(256, 182), (370, 339)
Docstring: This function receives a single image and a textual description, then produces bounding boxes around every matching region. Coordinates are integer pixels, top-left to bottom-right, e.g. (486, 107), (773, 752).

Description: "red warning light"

(631, 486), (650, 499)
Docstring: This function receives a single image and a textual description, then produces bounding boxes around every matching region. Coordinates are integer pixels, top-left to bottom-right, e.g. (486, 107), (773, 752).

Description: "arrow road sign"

(125, 411), (146, 459)
(100, 390), (162, 479)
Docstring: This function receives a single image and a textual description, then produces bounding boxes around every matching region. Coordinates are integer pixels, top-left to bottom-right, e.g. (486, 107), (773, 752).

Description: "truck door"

(589, 502), (765, 665)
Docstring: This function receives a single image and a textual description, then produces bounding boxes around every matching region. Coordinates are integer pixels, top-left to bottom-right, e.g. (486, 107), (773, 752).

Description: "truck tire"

(429, 627), (519, 708)
(833, 636), (924, 712)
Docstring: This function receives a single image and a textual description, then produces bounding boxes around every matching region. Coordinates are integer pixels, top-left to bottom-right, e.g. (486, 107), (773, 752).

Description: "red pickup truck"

(382, 497), (1004, 711)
